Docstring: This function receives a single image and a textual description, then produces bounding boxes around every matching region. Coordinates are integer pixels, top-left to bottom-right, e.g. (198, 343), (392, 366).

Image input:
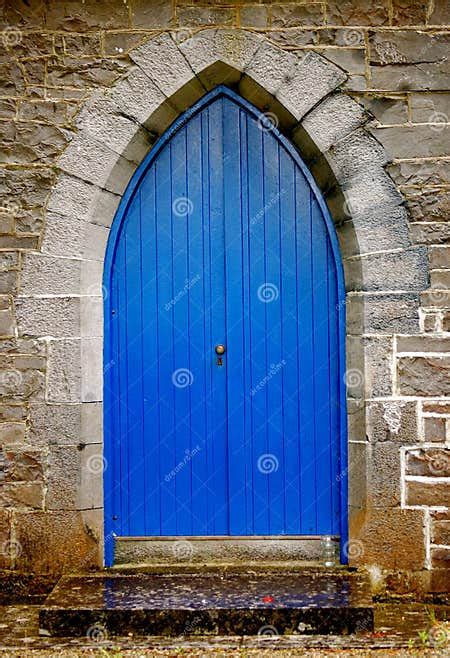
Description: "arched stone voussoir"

(276, 51), (347, 122)
(178, 28), (264, 89)
(295, 93), (370, 161)
(75, 91), (155, 165)
(129, 31), (205, 108)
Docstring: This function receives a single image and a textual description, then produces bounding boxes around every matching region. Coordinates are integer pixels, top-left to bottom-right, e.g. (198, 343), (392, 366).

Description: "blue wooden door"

(104, 86), (347, 565)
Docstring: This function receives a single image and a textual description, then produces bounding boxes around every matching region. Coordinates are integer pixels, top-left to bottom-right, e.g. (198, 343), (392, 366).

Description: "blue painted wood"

(103, 86), (348, 566)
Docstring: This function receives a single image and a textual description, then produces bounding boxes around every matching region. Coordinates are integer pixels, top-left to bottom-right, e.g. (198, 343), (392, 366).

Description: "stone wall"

(0, 0), (448, 595)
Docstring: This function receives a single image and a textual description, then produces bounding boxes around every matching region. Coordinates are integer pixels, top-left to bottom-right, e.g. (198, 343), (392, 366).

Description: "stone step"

(39, 570), (374, 638)
(114, 535), (334, 565)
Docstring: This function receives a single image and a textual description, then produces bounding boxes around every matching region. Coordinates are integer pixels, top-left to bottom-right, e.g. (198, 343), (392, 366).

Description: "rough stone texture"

(398, 356), (450, 397)
(0, 2), (447, 588)
(406, 448), (450, 478)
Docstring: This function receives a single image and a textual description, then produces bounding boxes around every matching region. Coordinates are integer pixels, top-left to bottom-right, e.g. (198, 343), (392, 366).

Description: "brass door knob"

(215, 344), (226, 356)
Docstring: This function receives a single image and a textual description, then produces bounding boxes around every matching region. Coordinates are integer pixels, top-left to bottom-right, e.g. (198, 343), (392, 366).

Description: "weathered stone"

(317, 48), (366, 77)
(2, 448), (44, 482)
(0, 307), (15, 337)
(366, 400), (418, 443)
(240, 5), (268, 28)
(3, 0), (46, 28)
(431, 547), (450, 569)
(406, 448), (450, 477)
(0, 370), (44, 402)
(428, 0), (449, 24)
(271, 3), (324, 27)
(179, 28), (261, 90)
(432, 520), (450, 545)
(406, 190), (449, 222)
(397, 335), (450, 353)
(277, 51), (347, 120)
(367, 442), (401, 507)
(410, 221), (450, 245)
(0, 482), (44, 509)
(79, 443), (103, 509)
(47, 339), (81, 403)
(41, 212), (109, 261)
(300, 93), (368, 156)
(17, 100), (71, 126)
(47, 445), (79, 510)
(178, 6), (235, 27)
(406, 480), (450, 507)
(346, 293), (420, 334)
(0, 62), (25, 97)
(355, 508), (425, 569)
(337, 206), (411, 258)
(45, 0), (129, 30)
(423, 401), (450, 413)
(47, 56), (129, 89)
(443, 312), (450, 332)
(345, 248), (428, 293)
(409, 92), (450, 123)
(0, 422), (26, 445)
(243, 38), (299, 95)
(59, 131), (136, 195)
(81, 338), (102, 402)
(20, 253), (80, 296)
(346, 335), (393, 398)
(369, 32), (450, 91)
(75, 94), (154, 163)
(0, 510), (11, 569)
(29, 403), (81, 446)
(103, 31), (150, 56)
(131, 0), (174, 27)
(392, 0), (428, 26)
(429, 246), (450, 269)
(14, 511), (100, 573)
(431, 269), (450, 289)
(15, 297), (80, 338)
(398, 356), (450, 396)
(388, 160), (450, 188)
(0, 405), (27, 422)
(420, 288), (450, 308)
(0, 98), (16, 120)
(357, 94), (408, 124)
(372, 126), (450, 159)
(0, 122), (68, 165)
(327, 0), (389, 26)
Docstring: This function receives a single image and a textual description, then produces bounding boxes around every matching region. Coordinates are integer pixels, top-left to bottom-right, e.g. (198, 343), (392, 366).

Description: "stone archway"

(22, 28), (427, 568)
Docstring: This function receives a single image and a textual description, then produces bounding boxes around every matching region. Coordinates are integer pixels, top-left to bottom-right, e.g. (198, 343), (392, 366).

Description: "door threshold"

(114, 536), (339, 566)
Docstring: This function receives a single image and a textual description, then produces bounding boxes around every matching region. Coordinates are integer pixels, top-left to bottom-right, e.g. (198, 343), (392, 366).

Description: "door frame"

(103, 85), (348, 567)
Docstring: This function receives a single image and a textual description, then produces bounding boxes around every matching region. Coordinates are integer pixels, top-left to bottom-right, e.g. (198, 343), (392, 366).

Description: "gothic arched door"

(103, 86), (348, 566)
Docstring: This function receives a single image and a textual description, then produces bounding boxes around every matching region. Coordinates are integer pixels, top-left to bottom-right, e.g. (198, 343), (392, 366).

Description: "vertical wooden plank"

(186, 113), (209, 534)
(246, 114), (269, 534)
(123, 197), (146, 535)
(140, 168), (161, 535)
(262, 134), (284, 534)
(223, 101), (247, 535)
(207, 98), (228, 534)
(155, 146), (177, 535)
(296, 172), (316, 534)
(279, 148), (301, 534)
(170, 129), (192, 535)
(311, 199), (333, 533)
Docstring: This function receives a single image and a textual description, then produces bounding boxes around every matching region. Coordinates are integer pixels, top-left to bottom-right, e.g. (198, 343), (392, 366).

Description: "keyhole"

(217, 357), (223, 366)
